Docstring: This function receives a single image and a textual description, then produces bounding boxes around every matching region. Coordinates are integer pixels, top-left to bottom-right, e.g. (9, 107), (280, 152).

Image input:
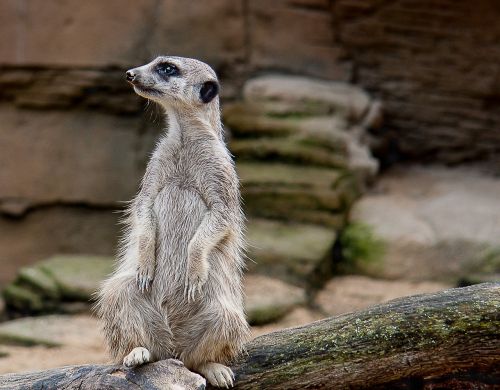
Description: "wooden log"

(231, 282), (500, 389)
(0, 283), (498, 389)
(0, 359), (206, 390)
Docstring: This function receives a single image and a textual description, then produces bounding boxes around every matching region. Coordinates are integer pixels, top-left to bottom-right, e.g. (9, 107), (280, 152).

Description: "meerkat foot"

(123, 347), (151, 368)
(196, 362), (234, 388)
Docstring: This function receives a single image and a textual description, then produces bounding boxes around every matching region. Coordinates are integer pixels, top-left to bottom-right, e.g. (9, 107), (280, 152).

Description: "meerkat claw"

(136, 272), (153, 293)
(185, 278), (205, 302)
(185, 284), (196, 302)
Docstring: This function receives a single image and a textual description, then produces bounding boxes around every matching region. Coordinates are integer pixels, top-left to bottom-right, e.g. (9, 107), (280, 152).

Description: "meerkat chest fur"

(157, 111), (233, 191)
(127, 92), (243, 301)
(137, 113), (240, 286)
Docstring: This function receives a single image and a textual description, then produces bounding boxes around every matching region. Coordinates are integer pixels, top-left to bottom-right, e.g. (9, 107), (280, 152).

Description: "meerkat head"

(125, 56), (219, 109)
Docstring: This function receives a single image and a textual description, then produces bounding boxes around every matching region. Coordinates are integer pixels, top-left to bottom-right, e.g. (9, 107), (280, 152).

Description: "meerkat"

(95, 56), (250, 388)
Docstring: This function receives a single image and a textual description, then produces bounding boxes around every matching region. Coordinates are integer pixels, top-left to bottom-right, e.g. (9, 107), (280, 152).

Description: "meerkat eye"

(156, 63), (179, 77)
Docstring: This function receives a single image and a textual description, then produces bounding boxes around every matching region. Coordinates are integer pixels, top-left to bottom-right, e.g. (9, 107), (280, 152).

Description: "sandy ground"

(0, 314), (108, 374)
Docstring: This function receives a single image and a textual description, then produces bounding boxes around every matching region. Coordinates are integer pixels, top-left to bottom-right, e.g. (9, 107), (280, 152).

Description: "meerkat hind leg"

(123, 347), (151, 368)
(196, 362), (234, 388)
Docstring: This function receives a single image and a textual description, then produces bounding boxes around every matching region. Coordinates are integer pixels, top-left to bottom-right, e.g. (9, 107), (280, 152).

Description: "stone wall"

(1, 0), (498, 283)
(335, 0), (500, 163)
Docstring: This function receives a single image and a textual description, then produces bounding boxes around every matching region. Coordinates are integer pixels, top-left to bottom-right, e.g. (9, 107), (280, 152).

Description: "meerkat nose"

(126, 70), (136, 82)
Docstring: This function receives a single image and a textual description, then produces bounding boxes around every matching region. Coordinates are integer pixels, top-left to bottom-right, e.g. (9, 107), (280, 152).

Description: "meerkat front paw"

(184, 270), (208, 302)
(136, 261), (155, 293)
(123, 347), (151, 368)
(184, 246), (208, 302)
(196, 362), (234, 388)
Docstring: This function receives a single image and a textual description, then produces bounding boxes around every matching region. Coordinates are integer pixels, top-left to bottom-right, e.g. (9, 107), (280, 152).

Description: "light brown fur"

(95, 56), (250, 388)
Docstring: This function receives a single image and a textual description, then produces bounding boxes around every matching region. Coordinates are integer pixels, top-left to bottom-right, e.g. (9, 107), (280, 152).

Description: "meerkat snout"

(125, 70), (136, 82)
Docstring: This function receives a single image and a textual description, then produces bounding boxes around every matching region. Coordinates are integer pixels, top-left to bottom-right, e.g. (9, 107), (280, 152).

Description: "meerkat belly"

(152, 183), (207, 290)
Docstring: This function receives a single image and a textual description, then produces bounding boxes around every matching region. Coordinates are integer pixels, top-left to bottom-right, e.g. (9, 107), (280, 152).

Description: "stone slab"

(244, 274), (306, 325)
(246, 218), (335, 285)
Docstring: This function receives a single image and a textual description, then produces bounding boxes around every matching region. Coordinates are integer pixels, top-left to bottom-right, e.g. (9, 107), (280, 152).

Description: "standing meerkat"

(95, 56), (250, 388)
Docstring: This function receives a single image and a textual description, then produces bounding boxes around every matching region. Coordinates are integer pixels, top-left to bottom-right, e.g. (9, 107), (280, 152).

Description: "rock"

(227, 74), (379, 233)
(231, 138), (347, 169)
(458, 273), (500, 286)
(0, 0), (244, 70)
(243, 187), (344, 228)
(353, 196), (436, 246)
(243, 75), (371, 122)
(0, 320), (58, 347)
(247, 0), (350, 80)
(229, 113), (379, 183)
(237, 162), (348, 227)
(0, 314), (101, 348)
(224, 101), (349, 141)
(315, 276), (451, 316)
(39, 255), (113, 300)
(0, 207), (119, 287)
(2, 254), (113, 314)
(0, 314), (108, 374)
(0, 69), (141, 114)
(0, 0), (153, 66)
(17, 267), (60, 300)
(1, 0), (499, 168)
(361, 100), (384, 130)
(0, 107), (145, 209)
(2, 285), (44, 313)
(346, 134), (380, 183)
(336, 1), (500, 165)
(351, 166), (500, 282)
(237, 162), (342, 189)
(244, 275), (306, 325)
(225, 100), (334, 125)
(149, 0), (245, 68)
(225, 108), (301, 138)
(246, 219), (335, 285)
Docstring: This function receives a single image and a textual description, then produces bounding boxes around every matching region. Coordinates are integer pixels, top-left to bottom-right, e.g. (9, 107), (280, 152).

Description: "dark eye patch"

(156, 63), (180, 77)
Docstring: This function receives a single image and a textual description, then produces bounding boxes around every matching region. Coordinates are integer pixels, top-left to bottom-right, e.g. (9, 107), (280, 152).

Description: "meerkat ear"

(199, 80), (219, 103)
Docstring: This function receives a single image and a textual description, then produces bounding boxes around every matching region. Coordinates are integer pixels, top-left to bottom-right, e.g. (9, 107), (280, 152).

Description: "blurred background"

(0, 0), (499, 374)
